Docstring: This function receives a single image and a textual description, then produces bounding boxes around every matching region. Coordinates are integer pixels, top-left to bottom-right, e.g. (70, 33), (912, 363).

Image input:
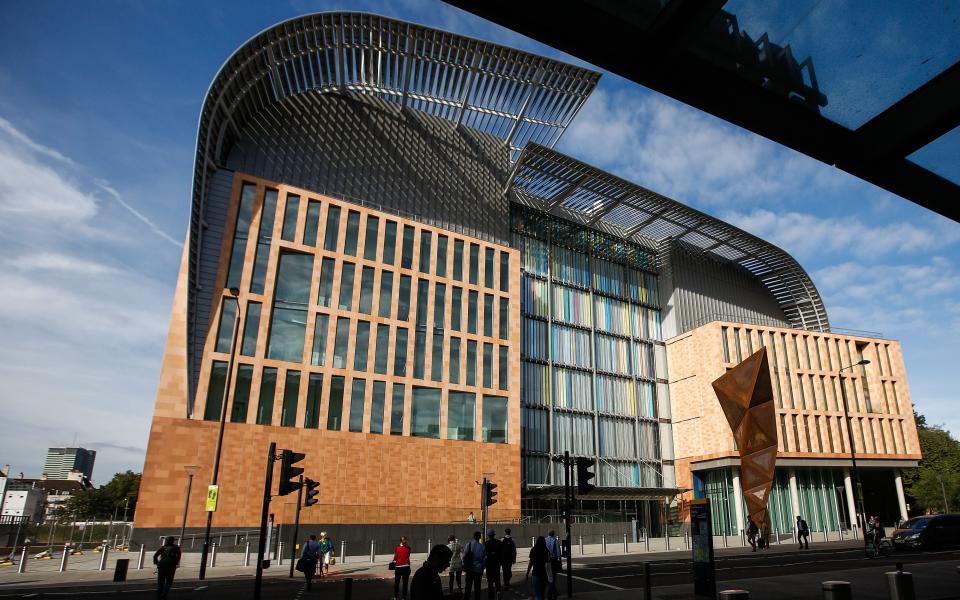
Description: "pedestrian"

(525, 536), (549, 600)
(462, 531), (486, 600)
(318, 531), (335, 577)
(484, 528), (502, 600)
(298, 534), (321, 590)
(152, 536), (181, 600)
(447, 534), (464, 595)
(747, 519), (758, 552)
(796, 515), (810, 549)
(872, 516), (885, 553)
(544, 530), (562, 600)
(392, 536), (412, 600)
(467, 512), (476, 524)
(501, 527), (517, 589)
(410, 544), (453, 600)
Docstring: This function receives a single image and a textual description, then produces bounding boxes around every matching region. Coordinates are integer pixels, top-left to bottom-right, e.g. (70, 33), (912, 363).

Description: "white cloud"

(4, 252), (122, 276)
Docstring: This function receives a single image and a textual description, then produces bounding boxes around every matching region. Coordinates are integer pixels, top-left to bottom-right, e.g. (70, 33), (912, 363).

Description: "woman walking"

(447, 534), (464, 595)
(392, 535), (412, 600)
(525, 536), (549, 600)
(299, 534), (321, 590)
(317, 532), (334, 577)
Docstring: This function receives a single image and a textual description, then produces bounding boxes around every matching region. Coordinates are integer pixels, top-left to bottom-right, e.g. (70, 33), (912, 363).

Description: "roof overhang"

(525, 485), (687, 501)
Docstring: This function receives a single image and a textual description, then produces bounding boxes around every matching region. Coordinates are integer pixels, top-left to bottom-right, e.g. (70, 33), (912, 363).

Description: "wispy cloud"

(95, 180), (183, 248)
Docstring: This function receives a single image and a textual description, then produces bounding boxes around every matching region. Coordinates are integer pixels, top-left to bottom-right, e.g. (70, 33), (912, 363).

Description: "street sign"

(689, 498), (716, 600)
(205, 485), (219, 512)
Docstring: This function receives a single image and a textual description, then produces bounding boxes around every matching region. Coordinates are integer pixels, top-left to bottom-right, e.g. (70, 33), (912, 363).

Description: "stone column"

(894, 469), (908, 523)
(788, 468), (801, 523)
(843, 469), (857, 530)
(731, 467), (745, 535)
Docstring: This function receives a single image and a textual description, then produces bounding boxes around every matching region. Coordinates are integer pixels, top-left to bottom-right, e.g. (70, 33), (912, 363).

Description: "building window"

(266, 252), (313, 363)
(792, 415), (801, 452)
(358, 266), (375, 314)
(468, 291), (478, 334)
(215, 298), (238, 353)
(431, 333), (444, 382)
(451, 287), (463, 331)
(241, 302), (261, 357)
(349, 378), (366, 432)
(354, 321), (370, 371)
(338, 262), (355, 310)
(499, 297), (508, 339)
(374, 324), (390, 375)
(436, 235), (448, 277)
(343, 210), (360, 256)
(434, 284), (446, 330)
(378, 272), (394, 318)
(363, 215), (379, 260)
(231, 364), (253, 423)
(311, 313), (329, 366)
(401, 225), (415, 269)
(390, 384), (405, 435)
(304, 373), (322, 429)
(721, 327), (730, 363)
(397, 275), (412, 321)
(448, 391), (475, 441)
(394, 327), (409, 376)
(250, 189), (278, 294)
(780, 414), (790, 451)
(733, 328), (742, 363)
(415, 279), (430, 326)
(370, 381), (386, 434)
(482, 395), (508, 443)
(466, 340), (477, 386)
(419, 231), (432, 273)
(317, 257), (335, 308)
(281, 195), (300, 242)
(226, 184), (257, 290)
(327, 375), (344, 430)
(453, 239), (464, 281)
(449, 337), (461, 384)
(482, 343), (494, 388)
(323, 205), (341, 251)
(500, 251), (509, 292)
(382, 221), (397, 265)
(411, 387), (441, 438)
(281, 370), (300, 427)
(499, 346), (509, 390)
(204, 361), (228, 421)
(413, 330), (427, 379)
(303, 200), (321, 247)
(483, 294), (494, 336)
(469, 243), (480, 284)
(483, 247), (494, 288)
(257, 367), (277, 425)
(333, 317), (350, 368)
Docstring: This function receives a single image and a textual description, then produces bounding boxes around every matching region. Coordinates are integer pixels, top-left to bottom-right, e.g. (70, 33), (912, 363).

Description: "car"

(891, 514), (960, 550)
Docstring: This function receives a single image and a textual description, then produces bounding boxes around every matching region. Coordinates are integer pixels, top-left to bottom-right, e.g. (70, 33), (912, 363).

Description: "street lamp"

(199, 287), (242, 580)
(837, 358), (870, 548)
(179, 464), (200, 546)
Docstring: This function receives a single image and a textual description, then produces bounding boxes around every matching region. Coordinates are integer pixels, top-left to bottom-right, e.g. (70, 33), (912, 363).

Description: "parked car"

(891, 514), (960, 550)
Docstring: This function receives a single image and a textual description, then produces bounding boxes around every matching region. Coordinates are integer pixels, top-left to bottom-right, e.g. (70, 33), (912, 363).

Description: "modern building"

(1, 486), (46, 523)
(18, 474), (93, 521)
(133, 13), (919, 543)
(43, 447), (96, 481)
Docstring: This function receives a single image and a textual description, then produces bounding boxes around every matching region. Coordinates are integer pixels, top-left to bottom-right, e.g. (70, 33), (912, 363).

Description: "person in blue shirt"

(299, 534), (321, 590)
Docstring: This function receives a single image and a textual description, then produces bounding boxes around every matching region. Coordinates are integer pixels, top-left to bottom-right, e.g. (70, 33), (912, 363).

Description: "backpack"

(502, 536), (517, 564)
(158, 545), (180, 567)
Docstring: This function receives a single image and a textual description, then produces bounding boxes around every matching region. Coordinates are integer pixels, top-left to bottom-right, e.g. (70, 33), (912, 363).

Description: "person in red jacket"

(392, 536), (412, 600)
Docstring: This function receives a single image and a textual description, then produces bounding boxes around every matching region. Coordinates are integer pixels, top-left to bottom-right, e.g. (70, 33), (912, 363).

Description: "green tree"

(904, 412), (960, 513)
(64, 471), (141, 520)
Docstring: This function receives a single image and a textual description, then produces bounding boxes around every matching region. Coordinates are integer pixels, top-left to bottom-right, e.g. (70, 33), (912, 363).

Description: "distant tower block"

(712, 347), (777, 530)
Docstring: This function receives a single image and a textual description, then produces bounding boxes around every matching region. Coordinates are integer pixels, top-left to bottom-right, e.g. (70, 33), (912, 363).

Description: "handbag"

(330, 556), (336, 565)
(295, 556), (308, 573)
(388, 560), (396, 570)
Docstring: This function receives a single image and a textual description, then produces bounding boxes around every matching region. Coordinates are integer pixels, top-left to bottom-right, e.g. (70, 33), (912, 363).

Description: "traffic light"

(576, 457), (596, 495)
(278, 449), (305, 496)
(484, 480), (498, 507)
(303, 477), (320, 507)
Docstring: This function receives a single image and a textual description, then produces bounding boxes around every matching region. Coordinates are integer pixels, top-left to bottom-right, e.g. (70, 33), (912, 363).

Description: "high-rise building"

(133, 13), (919, 544)
(43, 447), (96, 481)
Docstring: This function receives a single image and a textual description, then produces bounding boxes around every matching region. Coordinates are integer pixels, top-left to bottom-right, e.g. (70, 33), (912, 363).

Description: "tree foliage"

(904, 412), (960, 513)
(62, 471), (141, 521)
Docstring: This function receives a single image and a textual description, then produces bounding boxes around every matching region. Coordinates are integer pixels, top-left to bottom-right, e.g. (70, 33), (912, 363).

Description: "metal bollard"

(822, 580), (852, 600)
(344, 577), (353, 600)
(278, 542), (284, 565)
(718, 591), (750, 599)
(579, 535), (583, 555)
(623, 533), (628, 553)
(723, 532), (729, 548)
(370, 540), (376, 563)
(340, 540), (346, 565)
(601, 533), (606, 554)
(137, 544), (145, 570)
(17, 546), (27, 573)
(244, 541), (251, 567)
(839, 528), (845, 541)
(886, 570), (915, 600)
(664, 531), (670, 551)
(684, 530), (689, 549)
(113, 535), (118, 549)
(531, 537), (535, 549)
(210, 542), (217, 567)
(644, 533), (650, 552)
(642, 561), (652, 600)
(427, 539), (432, 553)
(99, 544), (109, 571)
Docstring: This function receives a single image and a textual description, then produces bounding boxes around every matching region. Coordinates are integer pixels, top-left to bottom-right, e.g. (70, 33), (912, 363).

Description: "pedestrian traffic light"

(278, 449), (305, 496)
(576, 457), (596, 495)
(303, 477), (320, 507)
(484, 480), (498, 507)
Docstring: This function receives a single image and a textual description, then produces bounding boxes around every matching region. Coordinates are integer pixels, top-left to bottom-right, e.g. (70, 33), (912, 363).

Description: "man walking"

(501, 528), (517, 589)
(484, 529), (503, 600)
(747, 519), (759, 552)
(462, 531), (486, 600)
(545, 530), (562, 600)
(152, 536), (181, 600)
(796, 515), (810, 549)
(410, 544), (454, 600)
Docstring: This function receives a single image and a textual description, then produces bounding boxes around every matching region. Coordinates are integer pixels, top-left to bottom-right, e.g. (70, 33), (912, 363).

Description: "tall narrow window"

(303, 200), (321, 246)
(451, 287), (463, 331)
(333, 317), (350, 368)
(338, 262), (355, 311)
(363, 215), (379, 260)
(203, 361), (227, 421)
(323, 205), (341, 251)
(226, 184), (257, 290)
(343, 210), (360, 256)
(241, 302), (261, 356)
(266, 252), (313, 363)
(257, 367), (277, 425)
(419, 231), (432, 273)
(483, 343), (494, 388)
(483, 294), (494, 336)
(349, 378), (366, 432)
(390, 384), (405, 435)
(415, 279), (430, 326)
(397, 275), (412, 320)
(484, 247), (494, 288)
(468, 291), (478, 334)
(433, 284), (446, 330)
(466, 340), (477, 386)
(370, 381), (386, 434)
(382, 221), (397, 265)
(317, 257), (335, 308)
(231, 364), (253, 423)
(327, 376), (344, 430)
(453, 239), (464, 281)
(358, 267), (375, 314)
(394, 327), (409, 376)
(281, 195), (300, 242)
(448, 392), (475, 440)
(469, 243), (480, 284)
(449, 337), (461, 384)
(431, 333), (444, 382)
(215, 298), (238, 353)
(281, 370), (300, 427)
(499, 251), (509, 292)
(304, 373), (322, 429)
(378, 272), (394, 318)
(250, 188), (278, 293)
(413, 330), (427, 379)
(499, 346), (509, 390)
(311, 313), (329, 366)
(436, 235), (448, 277)
(354, 321), (370, 371)
(374, 324), (390, 374)
(722, 327), (730, 363)
(401, 226), (415, 269)
(412, 387), (441, 438)
(482, 395), (508, 443)
(499, 297), (509, 339)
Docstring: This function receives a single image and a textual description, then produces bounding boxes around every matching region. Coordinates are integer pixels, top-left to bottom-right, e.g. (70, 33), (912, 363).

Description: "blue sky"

(1, 1), (957, 482)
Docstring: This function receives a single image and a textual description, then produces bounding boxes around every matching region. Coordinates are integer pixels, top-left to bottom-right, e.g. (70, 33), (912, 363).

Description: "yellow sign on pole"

(205, 485), (219, 512)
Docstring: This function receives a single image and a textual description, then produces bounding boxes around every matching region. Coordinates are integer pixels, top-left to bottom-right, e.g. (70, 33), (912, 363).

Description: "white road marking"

(571, 574), (624, 590)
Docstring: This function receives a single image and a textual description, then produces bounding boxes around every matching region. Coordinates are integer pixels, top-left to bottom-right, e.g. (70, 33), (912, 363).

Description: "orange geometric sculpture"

(712, 347), (777, 531)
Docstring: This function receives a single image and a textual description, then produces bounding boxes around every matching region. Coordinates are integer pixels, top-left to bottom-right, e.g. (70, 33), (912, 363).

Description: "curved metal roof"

(508, 144), (831, 332)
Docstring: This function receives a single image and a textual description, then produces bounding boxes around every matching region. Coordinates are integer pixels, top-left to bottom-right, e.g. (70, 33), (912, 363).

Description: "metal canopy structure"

(509, 144), (830, 332)
(446, 0), (960, 222)
(525, 485), (686, 501)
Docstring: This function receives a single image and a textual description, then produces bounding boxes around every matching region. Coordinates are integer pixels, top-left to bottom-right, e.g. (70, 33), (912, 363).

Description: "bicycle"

(864, 536), (893, 558)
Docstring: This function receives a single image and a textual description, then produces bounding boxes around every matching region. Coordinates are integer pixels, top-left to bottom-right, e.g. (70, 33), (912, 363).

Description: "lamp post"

(199, 288), (241, 580)
(838, 358), (869, 548)
(179, 465), (200, 546)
